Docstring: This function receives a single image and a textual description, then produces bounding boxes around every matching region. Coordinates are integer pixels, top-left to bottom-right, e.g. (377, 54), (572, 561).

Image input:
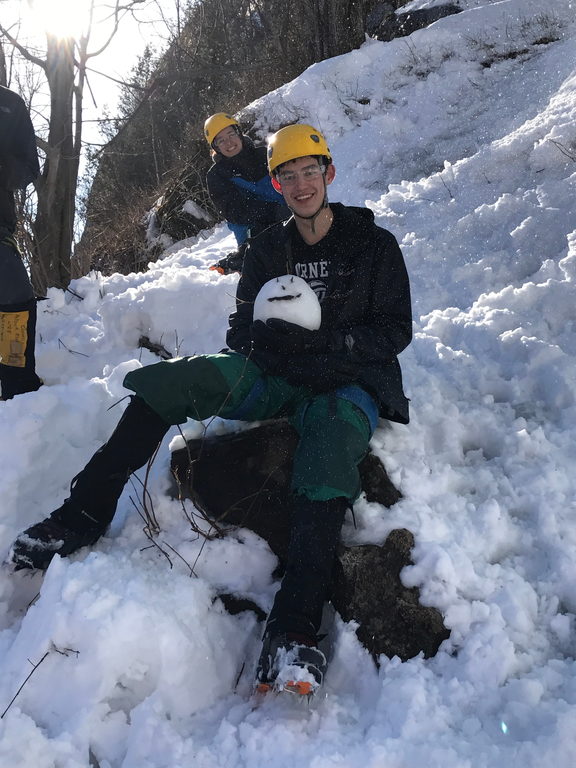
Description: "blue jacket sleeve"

(207, 165), (288, 232)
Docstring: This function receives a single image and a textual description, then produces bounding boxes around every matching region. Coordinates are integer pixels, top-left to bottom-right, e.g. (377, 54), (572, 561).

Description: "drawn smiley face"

(253, 275), (322, 330)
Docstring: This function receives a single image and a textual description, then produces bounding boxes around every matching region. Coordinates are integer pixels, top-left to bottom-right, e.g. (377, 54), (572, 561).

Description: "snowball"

(253, 275), (321, 330)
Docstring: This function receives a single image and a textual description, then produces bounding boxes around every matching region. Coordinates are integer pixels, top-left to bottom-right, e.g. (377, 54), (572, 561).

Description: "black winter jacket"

(226, 203), (412, 423)
(0, 85), (40, 233)
(206, 137), (289, 237)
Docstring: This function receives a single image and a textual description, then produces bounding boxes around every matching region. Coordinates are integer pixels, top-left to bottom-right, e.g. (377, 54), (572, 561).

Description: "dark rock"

(376, 4), (462, 43)
(154, 166), (215, 244)
(216, 594), (267, 622)
(169, 421), (449, 661)
(366, 2), (396, 37)
(170, 421), (299, 562)
(170, 421), (402, 561)
(333, 530), (450, 661)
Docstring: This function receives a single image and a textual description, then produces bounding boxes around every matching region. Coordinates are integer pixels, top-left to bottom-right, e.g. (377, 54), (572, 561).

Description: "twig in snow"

(549, 139), (576, 161)
(57, 339), (90, 357)
(440, 174), (454, 200)
(1, 651), (50, 719)
(65, 287), (84, 300)
(138, 334), (173, 360)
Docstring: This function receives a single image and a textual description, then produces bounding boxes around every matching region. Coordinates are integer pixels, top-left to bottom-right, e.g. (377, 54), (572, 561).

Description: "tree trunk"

(32, 35), (79, 294)
(0, 41), (6, 87)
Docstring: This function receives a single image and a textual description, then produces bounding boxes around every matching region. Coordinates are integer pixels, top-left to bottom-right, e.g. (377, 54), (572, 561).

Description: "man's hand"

(209, 249), (244, 275)
(208, 261), (229, 275)
(251, 319), (327, 354)
(274, 352), (357, 392)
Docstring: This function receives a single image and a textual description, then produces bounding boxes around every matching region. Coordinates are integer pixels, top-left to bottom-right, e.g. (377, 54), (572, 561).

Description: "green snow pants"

(123, 352), (378, 502)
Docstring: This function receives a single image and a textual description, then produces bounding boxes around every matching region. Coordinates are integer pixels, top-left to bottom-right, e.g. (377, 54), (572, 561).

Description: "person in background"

(0, 85), (42, 400)
(204, 112), (289, 275)
(11, 124), (412, 699)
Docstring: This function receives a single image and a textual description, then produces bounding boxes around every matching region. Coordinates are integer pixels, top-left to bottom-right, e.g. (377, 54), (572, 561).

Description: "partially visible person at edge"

(204, 112), (289, 275)
(0, 85), (42, 400)
(11, 124), (412, 697)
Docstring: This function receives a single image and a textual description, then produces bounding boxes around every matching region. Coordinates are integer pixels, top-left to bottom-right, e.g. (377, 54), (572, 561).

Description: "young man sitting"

(11, 124), (412, 696)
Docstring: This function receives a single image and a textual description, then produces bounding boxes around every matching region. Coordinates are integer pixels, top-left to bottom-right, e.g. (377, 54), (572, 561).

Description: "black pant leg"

(265, 495), (348, 637)
(55, 396), (170, 530)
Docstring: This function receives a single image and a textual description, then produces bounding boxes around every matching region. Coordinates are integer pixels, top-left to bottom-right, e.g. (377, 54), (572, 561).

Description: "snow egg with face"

(253, 275), (321, 330)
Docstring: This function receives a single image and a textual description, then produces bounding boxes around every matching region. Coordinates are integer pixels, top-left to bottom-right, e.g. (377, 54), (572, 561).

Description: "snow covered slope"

(1, 0), (575, 765)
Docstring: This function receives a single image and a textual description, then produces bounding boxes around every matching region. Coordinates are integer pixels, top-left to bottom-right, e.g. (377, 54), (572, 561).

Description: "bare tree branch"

(86, 0), (147, 59)
(84, 65), (149, 90)
(0, 24), (47, 71)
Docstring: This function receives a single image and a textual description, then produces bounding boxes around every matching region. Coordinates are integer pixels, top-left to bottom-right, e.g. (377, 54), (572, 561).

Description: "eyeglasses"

(276, 164), (326, 186)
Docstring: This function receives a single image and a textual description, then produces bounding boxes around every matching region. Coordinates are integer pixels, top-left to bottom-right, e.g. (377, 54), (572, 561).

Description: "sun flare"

(28, 0), (94, 39)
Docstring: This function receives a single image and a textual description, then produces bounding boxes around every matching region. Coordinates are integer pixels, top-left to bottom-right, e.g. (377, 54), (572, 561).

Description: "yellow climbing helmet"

(204, 113), (239, 146)
(267, 124), (332, 175)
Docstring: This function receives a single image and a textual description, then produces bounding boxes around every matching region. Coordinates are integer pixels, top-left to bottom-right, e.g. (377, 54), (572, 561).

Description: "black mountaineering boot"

(10, 396), (170, 570)
(255, 621), (327, 696)
(11, 514), (107, 571)
(255, 495), (348, 695)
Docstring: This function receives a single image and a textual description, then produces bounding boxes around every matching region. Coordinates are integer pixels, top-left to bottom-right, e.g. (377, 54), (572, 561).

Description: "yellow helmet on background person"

(267, 124), (332, 175)
(204, 113), (239, 146)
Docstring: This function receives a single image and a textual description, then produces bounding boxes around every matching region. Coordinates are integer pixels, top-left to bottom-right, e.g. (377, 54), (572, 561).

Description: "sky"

(1, 0), (576, 765)
(1, 0), (175, 141)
